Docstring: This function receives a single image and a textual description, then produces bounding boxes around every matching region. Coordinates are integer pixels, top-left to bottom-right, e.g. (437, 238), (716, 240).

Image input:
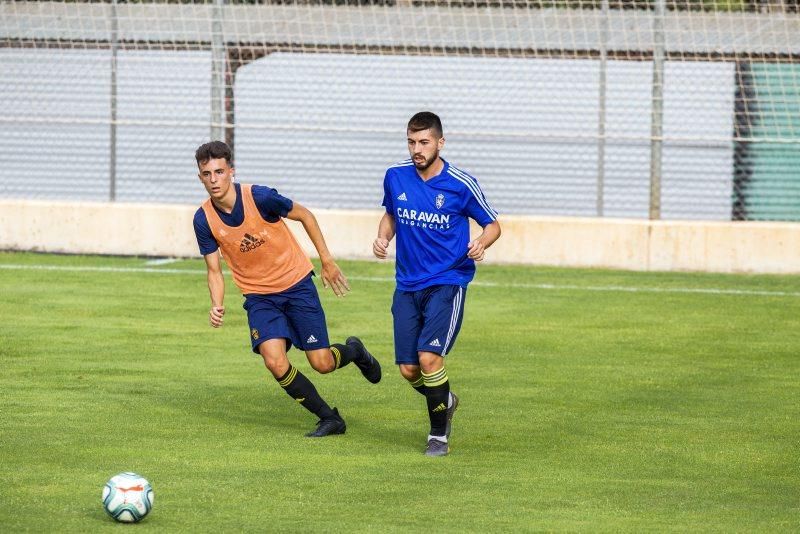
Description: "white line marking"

(144, 258), (180, 266)
(0, 264), (205, 275)
(0, 263), (798, 298)
(346, 275), (800, 297)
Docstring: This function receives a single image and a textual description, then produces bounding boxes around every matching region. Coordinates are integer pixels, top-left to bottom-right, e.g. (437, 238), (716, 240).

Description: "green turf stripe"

(1, 263), (799, 297)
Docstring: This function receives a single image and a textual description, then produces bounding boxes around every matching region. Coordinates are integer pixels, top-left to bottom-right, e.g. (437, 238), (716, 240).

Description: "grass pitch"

(0, 251), (798, 532)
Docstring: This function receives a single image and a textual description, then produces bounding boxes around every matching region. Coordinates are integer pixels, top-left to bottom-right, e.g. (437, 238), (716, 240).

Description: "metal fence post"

(597, 0), (610, 217)
(109, 0), (118, 202)
(649, 0), (666, 220)
(211, 0), (226, 143)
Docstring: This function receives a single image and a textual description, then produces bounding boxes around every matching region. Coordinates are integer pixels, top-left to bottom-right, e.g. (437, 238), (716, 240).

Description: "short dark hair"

(195, 141), (233, 167)
(407, 111), (443, 138)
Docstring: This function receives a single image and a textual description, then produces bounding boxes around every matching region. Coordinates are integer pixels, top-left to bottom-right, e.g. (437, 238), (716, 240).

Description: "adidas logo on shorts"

(307, 334), (318, 344)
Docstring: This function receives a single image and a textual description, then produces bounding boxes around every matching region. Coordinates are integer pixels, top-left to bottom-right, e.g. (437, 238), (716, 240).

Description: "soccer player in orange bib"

(193, 141), (381, 437)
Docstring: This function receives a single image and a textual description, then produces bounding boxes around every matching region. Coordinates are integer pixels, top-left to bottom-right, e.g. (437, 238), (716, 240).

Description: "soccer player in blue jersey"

(193, 141), (381, 438)
(373, 112), (502, 456)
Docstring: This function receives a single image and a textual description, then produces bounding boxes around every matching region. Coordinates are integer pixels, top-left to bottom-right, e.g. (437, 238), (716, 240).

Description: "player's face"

(198, 158), (234, 201)
(408, 129), (444, 172)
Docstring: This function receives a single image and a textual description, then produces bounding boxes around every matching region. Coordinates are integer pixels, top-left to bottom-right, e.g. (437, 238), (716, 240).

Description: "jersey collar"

(212, 182), (242, 216)
(416, 158), (449, 185)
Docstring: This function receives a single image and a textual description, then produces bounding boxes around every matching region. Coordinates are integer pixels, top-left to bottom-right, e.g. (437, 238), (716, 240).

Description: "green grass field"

(1, 251), (798, 532)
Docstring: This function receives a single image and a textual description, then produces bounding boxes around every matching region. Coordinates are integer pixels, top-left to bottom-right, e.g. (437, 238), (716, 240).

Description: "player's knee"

(398, 364), (420, 382)
(308, 350), (336, 374)
(311, 360), (335, 374)
(257, 339), (290, 376)
(418, 353), (444, 374)
(261, 354), (288, 376)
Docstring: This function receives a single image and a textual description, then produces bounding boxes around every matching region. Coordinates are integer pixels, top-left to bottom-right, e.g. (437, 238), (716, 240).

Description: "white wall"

(1, 48), (737, 221)
(235, 54), (735, 219)
(2, 199), (799, 274)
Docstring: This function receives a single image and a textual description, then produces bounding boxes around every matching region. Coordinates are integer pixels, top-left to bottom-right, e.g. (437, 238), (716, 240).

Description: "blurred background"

(1, 0), (798, 221)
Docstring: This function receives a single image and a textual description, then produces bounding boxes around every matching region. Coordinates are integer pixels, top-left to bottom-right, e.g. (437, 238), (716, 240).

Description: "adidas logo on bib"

(239, 232), (265, 253)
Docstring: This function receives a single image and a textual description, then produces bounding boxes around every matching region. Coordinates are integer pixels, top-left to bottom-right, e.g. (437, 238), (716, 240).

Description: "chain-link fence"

(1, 1), (799, 220)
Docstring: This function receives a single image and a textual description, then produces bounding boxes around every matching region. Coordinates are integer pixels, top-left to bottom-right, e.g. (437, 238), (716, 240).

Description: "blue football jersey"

(382, 158), (498, 291)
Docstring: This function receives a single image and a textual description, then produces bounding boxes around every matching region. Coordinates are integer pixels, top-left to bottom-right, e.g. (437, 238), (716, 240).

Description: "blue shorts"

(391, 284), (467, 365)
(242, 273), (330, 354)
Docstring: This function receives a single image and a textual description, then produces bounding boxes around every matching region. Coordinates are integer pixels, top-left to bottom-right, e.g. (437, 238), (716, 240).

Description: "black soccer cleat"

(346, 336), (382, 384)
(424, 437), (449, 457)
(305, 408), (347, 438)
(445, 392), (459, 439)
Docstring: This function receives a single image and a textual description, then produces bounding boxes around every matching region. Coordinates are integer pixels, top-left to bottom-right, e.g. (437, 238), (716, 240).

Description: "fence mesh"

(1, 1), (799, 220)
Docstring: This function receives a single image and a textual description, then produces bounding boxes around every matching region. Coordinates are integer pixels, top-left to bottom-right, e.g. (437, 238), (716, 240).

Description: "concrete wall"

(2, 199), (799, 274)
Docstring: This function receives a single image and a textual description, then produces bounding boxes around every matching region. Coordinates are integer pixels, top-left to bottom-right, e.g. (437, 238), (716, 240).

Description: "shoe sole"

(305, 423), (346, 438)
(346, 336), (382, 384)
(305, 407), (347, 437)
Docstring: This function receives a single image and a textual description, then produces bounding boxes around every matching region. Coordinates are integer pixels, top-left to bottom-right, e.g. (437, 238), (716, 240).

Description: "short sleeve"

(252, 185), (294, 222)
(461, 178), (498, 227)
(193, 208), (219, 256)
(381, 170), (393, 214)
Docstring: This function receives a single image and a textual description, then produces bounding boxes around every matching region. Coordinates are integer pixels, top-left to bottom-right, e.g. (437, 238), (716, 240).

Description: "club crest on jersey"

(435, 193), (445, 209)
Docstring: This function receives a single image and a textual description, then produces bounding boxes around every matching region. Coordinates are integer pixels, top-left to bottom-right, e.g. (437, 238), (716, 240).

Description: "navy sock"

(422, 368), (450, 438)
(410, 375), (428, 396)
(330, 342), (359, 369)
(276, 365), (335, 419)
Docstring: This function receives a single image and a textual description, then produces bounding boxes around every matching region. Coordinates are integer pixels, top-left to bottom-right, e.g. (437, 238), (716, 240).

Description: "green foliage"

(1, 252), (799, 531)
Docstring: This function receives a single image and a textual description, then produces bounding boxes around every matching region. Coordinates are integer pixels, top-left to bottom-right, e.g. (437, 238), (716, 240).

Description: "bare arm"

(204, 251), (226, 327)
(467, 220), (502, 261)
(372, 212), (396, 259)
(286, 202), (350, 297)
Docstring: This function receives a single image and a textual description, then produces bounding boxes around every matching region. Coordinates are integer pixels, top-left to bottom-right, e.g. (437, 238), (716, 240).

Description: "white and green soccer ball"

(101, 472), (154, 523)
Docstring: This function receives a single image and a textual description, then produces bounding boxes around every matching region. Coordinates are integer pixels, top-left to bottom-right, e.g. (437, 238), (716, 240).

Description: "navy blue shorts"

(242, 273), (330, 354)
(391, 284), (467, 365)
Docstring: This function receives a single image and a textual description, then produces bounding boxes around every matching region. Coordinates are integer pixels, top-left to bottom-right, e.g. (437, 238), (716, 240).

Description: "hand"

(209, 306), (225, 328)
(321, 260), (351, 297)
(467, 239), (486, 261)
(373, 237), (390, 259)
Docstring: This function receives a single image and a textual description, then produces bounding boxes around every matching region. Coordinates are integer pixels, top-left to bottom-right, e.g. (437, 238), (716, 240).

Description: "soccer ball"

(101, 472), (154, 523)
